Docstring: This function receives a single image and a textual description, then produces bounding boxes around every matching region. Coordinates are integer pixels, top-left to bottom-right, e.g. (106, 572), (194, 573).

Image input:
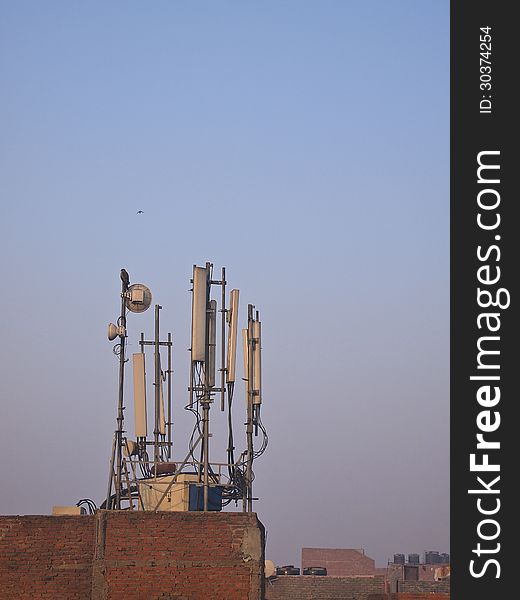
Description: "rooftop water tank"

(303, 567), (327, 576)
(276, 565), (300, 575)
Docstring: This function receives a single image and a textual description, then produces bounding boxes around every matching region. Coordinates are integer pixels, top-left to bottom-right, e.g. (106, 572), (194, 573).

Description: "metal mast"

(105, 270), (152, 510)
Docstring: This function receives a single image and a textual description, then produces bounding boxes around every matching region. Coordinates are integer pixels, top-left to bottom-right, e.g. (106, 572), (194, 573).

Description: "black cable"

(226, 382), (236, 482)
(76, 498), (97, 515)
(252, 409), (268, 459)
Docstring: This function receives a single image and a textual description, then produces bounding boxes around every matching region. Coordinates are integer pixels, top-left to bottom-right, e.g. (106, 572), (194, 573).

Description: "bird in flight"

(136, 210), (144, 214)
(120, 268), (130, 292)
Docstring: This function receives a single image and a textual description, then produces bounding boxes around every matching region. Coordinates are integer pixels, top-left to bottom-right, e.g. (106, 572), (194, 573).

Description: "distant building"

(301, 547), (382, 577)
(267, 546), (450, 600)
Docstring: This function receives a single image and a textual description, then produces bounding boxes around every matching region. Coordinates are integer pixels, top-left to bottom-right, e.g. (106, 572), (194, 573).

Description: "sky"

(0, 1), (449, 567)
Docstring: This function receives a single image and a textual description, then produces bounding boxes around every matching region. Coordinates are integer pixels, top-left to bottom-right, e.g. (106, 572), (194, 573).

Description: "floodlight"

(107, 322), (125, 341)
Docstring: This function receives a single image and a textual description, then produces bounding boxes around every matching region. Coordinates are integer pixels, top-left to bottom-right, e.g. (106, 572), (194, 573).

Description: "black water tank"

(408, 553), (420, 565)
(440, 553), (450, 564)
(276, 565), (300, 575)
(393, 554), (405, 565)
(425, 551), (440, 564)
(303, 567), (327, 576)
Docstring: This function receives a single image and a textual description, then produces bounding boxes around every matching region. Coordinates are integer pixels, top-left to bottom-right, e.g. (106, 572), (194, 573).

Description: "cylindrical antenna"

(242, 328), (249, 384)
(252, 319), (262, 405)
(158, 353), (166, 435)
(207, 299), (217, 388)
(132, 353), (147, 438)
(191, 266), (208, 362)
(154, 304), (162, 470)
(227, 289), (240, 383)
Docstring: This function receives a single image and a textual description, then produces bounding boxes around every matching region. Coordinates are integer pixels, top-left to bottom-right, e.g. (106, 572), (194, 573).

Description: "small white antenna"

(252, 320), (262, 405)
(191, 266), (208, 362)
(157, 352), (166, 436)
(242, 328), (249, 382)
(226, 289), (239, 383)
(132, 353), (147, 437)
(207, 299), (217, 387)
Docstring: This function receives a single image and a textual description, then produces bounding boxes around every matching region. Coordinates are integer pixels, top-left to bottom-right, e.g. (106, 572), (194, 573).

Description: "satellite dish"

(125, 283), (152, 313)
(108, 322), (125, 341)
(123, 439), (139, 457)
(265, 560), (276, 579)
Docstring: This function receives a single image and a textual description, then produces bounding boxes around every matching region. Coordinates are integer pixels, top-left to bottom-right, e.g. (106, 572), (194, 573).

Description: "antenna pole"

(202, 262), (212, 511)
(105, 274), (155, 510)
(202, 400), (210, 511)
(154, 304), (162, 471)
(188, 265), (196, 410)
(139, 332), (146, 457)
(167, 331), (172, 459)
(220, 267), (226, 411)
(114, 285), (127, 509)
(246, 303), (254, 513)
(105, 433), (116, 509)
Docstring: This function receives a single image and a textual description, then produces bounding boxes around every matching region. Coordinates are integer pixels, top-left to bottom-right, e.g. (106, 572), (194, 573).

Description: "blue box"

(188, 484), (223, 511)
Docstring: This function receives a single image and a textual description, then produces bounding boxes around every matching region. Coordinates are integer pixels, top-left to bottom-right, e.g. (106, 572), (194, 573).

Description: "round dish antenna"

(265, 560), (276, 579)
(125, 284), (152, 313)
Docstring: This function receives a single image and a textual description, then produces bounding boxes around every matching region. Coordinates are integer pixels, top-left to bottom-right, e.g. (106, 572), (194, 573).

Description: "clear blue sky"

(0, 1), (448, 566)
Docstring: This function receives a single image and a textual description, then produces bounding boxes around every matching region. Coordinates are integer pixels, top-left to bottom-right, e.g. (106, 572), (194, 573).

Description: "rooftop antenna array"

(102, 264), (267, 513)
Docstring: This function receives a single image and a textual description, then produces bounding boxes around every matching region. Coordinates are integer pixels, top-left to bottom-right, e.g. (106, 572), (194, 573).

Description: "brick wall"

(265, 575), (385, 600)
(368, 594), (450, 600)
(0, 511), (265, 600)
(302, 547), (377, 576)
(386, 563), (440, 582)
(397, 580), (450, 594)
(0, 515), (95, 600)
(92, 510), (264, 600)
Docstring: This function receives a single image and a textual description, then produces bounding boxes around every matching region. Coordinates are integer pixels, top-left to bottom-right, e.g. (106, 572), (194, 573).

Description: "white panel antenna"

(226, 289), (239, 383)
(207, 299), (217, 387)
(242, 328), (249, 381)
(159, 375), (166, 435)
(132, 353), (147, 437)
(252, 320), (262, 405)
(191, 266), (208, 362)
(155, 352), (166, 435)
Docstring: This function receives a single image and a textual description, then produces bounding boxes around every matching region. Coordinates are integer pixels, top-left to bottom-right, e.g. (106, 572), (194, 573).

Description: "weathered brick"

(265, 574), (386, 600)
(0, 511), (265, 600)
